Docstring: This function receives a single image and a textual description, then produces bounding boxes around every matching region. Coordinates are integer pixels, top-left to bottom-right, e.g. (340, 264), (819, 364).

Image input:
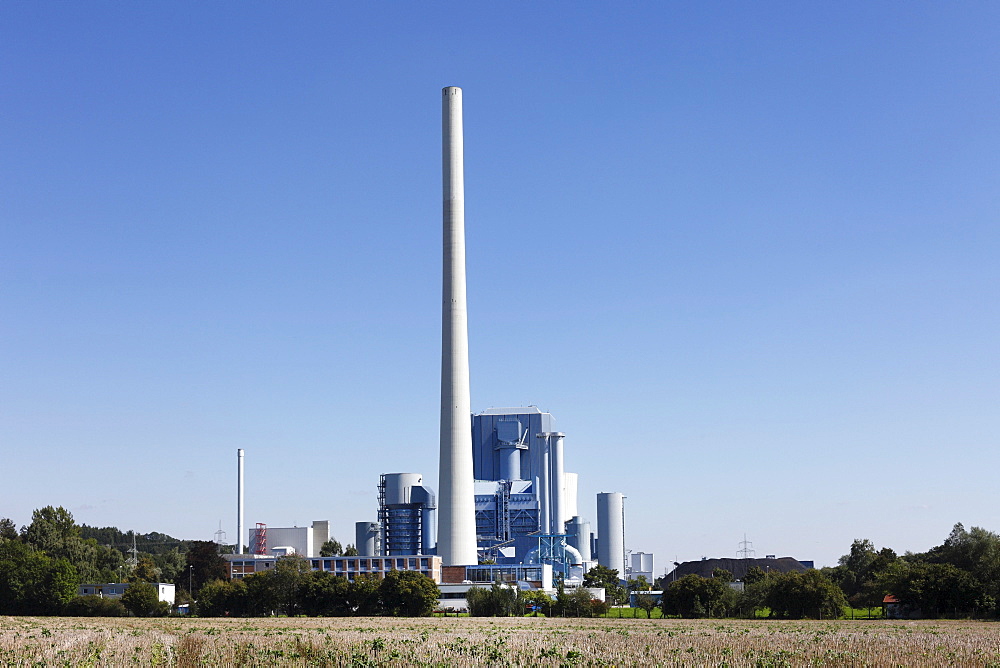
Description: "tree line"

(197, 557), (438, 617)
(0, 507), (233, 616)
(6, 507), (998, 620)
(0, 506), (439, 618)
(821, 523), (1000, 618)
(657, 523), (1000, 619)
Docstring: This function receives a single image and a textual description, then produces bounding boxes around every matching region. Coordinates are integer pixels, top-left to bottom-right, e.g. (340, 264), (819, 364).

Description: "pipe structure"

(537, 435), (550, 534)
(237, 449), (245, 555)
(437, 86), (478, 567)
(597, 492), (626, 578)
(549, 432), (565, 533)
(498, 444), (521, 481)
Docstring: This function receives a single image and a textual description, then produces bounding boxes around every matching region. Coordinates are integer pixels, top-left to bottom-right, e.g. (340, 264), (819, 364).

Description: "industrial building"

(377, 474), (436, 556)
(78, 582), (175, 605)
(364, 405), (629, 587)
(470, 407), (580, 562)
(248, 520), (329, 558)
(225, 554), (443, 583)
(629, 551), (655, 583)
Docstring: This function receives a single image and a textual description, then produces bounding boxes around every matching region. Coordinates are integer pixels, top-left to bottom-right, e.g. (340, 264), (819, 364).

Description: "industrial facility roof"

(479, 406), (545, 415)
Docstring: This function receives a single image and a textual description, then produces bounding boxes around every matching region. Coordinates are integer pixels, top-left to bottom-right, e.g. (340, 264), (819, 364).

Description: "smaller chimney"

(237, 449), (245, 554)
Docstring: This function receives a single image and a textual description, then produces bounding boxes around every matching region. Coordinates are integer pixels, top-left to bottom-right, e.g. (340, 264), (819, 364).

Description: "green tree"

(0, 518), (17, 541)
(346, 574), (382, 615)
(343, 544), (359, 556)
(765, 570), (846, 619)
(121, 581), (164, 617)
(130, 556), (160, 583)
(21, 506), (79, 550)
(319, 539), (343, 557)
(926, 523), (1000, 615)
(523, 590), (553, 616)
(0, 538), (79, 615)
(628, 574), (652, 591)
(737, 570), (773, 618)
(152, 548), (186, 585)
(831, 539), (877, 602)
(584, 565), (626, 606)
(661, 574), (737, 618)
(635, 593), (658, 618)
(243, 572), (278, 616)
(379, 570), (439, 617)
(197, 578), (249, 617)
(553, 585), (600, 617)
(467, 579), (523, 617)
(298, 571), (351, 616)
(20, 506), (124, 583)
(881, 560), (984, 618)
(825, 539), (899, 614)
(271, 555), (310, 615)
(185, 541), (228, 595)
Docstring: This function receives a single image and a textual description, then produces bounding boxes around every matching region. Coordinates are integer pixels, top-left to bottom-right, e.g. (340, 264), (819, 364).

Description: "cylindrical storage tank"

(565, 515), (592, 562)
(498, 446), (520, 481)
(355, 521), (379, 557)
(596, 492), (625, 578)
(421, 505), (436, 554)
(384, 473), (423, 506)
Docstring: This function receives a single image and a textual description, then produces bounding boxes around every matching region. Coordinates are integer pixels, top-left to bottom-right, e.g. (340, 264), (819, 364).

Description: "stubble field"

(2, 615), (1000, 666)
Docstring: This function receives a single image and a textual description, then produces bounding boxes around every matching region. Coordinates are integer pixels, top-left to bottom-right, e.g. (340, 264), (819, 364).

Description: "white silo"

(355, 521), (379, 557)
(597, 492), (626, 579)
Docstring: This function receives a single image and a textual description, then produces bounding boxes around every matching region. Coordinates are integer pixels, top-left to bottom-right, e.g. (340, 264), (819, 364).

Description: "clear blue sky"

(2, 2), (997, 570)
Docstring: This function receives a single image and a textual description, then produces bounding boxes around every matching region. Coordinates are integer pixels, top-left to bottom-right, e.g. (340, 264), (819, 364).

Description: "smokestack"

(237, 449), (245, 555)
(437, 86), (478, 566)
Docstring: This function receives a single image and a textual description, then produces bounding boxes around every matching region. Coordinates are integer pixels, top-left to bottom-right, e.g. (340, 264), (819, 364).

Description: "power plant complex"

(225, 88), (641, 602)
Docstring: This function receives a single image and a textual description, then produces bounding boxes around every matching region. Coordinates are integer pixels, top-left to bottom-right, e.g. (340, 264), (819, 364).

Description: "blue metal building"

(472, 407), (578, 562)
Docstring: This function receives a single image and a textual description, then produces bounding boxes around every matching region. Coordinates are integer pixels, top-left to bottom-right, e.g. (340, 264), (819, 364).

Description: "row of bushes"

(466, 582), (609, 618)
(197, 563), (440, 617)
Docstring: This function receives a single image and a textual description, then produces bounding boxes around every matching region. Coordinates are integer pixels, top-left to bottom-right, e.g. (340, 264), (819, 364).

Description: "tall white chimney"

(437, 86), (478, 566)
(237, 449), (245, 555)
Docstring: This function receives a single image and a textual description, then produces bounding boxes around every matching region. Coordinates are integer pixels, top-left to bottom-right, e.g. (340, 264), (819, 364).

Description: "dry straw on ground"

(2, 615), (1000, 666)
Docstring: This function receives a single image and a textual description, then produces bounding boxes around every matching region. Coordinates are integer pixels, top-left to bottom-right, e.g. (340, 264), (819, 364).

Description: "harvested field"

(2, 616), (1000, 666)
